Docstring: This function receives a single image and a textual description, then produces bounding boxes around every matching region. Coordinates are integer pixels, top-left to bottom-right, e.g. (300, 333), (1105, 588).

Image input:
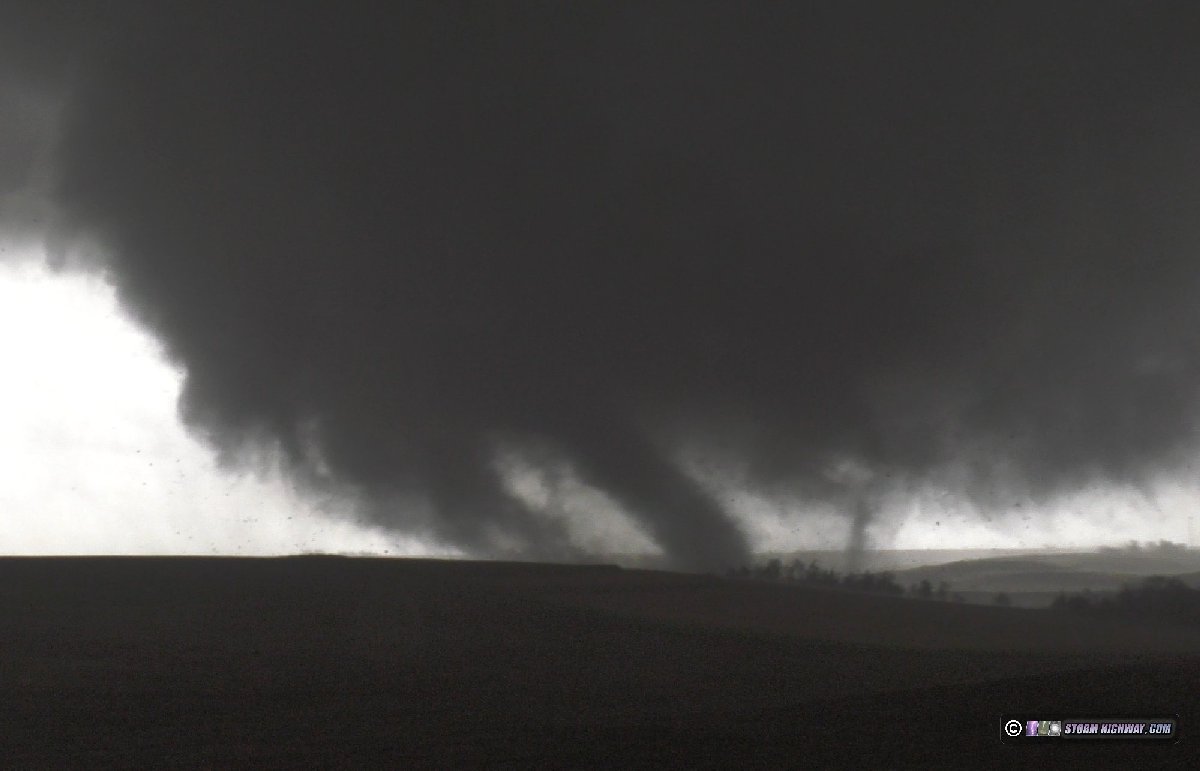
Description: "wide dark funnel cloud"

(15, 2), (1200, 567)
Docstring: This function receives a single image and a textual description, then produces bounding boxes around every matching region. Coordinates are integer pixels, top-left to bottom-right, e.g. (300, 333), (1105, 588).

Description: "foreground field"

(2, 557), (1195, 767)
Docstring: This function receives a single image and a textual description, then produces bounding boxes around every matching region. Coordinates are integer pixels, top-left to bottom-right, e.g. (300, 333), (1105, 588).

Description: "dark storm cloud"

(13, 2), (1200, 567)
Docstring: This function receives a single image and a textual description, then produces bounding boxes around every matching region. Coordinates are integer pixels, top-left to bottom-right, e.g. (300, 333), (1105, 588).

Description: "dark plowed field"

(3, 557), (1194, 767)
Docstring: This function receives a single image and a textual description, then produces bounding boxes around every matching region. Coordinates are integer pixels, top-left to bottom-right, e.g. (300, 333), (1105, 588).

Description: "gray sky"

(2, 2), (1200, 566)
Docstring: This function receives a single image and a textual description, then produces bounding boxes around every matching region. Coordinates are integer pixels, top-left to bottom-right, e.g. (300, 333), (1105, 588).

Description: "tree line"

(726, 558), (960, 600)
(1050, 576), (1200, 625)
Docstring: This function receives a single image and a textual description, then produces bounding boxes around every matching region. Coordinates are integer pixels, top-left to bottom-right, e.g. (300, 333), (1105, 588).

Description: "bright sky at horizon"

(0, 245), (456, 557)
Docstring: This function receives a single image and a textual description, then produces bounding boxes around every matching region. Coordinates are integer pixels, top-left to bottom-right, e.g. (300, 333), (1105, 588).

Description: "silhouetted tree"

(1052, 576), (1200, 625)
(993, 592), (1012, 607)
(806, 561), (838, 586)
(1052, 591), (1094, 612)
(734, 561), (908, 597)
(874, 571), (904, 595)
